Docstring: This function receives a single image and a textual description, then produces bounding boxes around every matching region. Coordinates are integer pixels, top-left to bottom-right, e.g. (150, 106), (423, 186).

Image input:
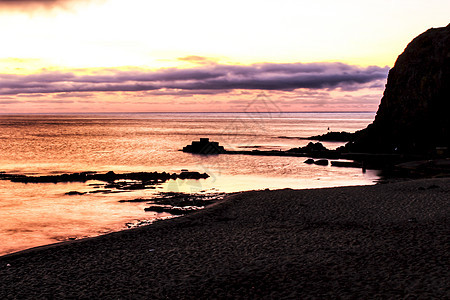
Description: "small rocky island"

(182, 138), (226, 154)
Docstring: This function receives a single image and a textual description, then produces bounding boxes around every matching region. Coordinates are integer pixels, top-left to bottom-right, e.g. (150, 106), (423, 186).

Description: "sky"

(0, 0), (448, 113)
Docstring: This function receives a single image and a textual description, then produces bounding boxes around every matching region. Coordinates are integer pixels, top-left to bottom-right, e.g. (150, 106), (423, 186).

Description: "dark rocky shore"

(122, 192), (226, 216)
(0, 178), (448, 299)
(0, 170), (210, 194)
(0, 170), (209, 184)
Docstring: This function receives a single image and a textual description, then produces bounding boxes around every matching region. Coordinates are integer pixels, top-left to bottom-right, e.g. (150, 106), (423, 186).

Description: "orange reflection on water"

(0, 164), (378, 256)
(0, 113), (379, 255)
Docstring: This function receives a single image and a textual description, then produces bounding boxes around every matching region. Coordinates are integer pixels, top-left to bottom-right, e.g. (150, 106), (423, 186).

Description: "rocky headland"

(346, 24), (450, 155)
(182, 25), (450, 176)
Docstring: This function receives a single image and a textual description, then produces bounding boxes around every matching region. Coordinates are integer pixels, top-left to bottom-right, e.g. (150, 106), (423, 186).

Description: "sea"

(0, 112), (379, 255)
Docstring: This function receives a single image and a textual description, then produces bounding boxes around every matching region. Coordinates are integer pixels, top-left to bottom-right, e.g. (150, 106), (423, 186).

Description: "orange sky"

(0, 0), (449, 113)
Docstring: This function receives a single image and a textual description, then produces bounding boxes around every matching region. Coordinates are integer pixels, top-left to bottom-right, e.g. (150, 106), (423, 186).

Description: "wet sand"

(0, 178), (449, 299)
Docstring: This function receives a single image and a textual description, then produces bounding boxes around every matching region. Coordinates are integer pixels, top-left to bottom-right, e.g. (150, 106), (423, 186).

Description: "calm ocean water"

(0, 112), (379, 255)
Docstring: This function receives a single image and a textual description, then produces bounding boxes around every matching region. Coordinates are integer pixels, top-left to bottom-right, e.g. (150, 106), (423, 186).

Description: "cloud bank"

(0, 62), (389, 96)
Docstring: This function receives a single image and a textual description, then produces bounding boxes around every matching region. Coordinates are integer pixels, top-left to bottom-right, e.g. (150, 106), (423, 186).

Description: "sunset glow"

(0, 0), (449, 112)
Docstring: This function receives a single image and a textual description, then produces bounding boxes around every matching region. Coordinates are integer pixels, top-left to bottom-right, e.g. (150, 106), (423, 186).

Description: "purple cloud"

(0, 62), (389, 96)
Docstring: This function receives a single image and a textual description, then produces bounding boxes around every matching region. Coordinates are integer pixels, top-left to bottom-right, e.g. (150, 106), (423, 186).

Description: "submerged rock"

(65, 191), (86, 196)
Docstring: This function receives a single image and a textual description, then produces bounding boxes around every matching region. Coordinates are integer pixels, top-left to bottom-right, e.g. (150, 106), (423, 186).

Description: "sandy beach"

(0, 177), (448, 299)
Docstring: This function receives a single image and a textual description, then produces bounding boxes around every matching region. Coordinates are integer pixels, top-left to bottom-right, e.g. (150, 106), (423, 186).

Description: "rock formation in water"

(182, 138), (226, 154)
(347, 24), (450, 154)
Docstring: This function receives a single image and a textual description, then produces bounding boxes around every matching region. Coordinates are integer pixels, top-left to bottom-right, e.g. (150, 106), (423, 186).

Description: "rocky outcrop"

(0, 170), (209, 183)
(347, 24), (450, 154)
(308, 131), (354, 142)
(288, 142), (328, 153)
(182, 138), (226, 154)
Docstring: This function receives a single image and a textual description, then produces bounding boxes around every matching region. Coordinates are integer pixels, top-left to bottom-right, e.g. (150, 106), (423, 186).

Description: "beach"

(0, 177), (448, 299)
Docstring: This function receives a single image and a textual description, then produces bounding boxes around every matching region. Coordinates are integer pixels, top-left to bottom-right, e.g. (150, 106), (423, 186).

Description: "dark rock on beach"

(347, 24), (450, 154)
(148, 192), (224, 207)
(120, 192), (224, 206)
(391, 158), (450, 177)
(144, 206), (200, 215)
(120, 192), (225, 216)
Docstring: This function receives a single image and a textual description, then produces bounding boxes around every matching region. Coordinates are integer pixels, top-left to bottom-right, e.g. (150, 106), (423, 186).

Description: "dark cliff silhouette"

(346, 24), (450, 155)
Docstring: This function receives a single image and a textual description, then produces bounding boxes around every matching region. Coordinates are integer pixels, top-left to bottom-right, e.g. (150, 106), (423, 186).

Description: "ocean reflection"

(0, 112), (377, 255)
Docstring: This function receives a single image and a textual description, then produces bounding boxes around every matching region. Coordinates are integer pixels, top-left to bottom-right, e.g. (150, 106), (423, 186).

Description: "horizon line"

(0, 111), (377, 115)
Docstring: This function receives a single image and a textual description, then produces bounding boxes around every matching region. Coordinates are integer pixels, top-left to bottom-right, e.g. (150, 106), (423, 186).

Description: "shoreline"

(0, 191), (231, 259)
(0, 181), (380, 259)
(0, 170), (380, 257)
(1, 177), (448, 298)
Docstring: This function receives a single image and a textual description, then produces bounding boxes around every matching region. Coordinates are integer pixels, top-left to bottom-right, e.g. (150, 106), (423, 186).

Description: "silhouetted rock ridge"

(348, 24), (450, 154)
